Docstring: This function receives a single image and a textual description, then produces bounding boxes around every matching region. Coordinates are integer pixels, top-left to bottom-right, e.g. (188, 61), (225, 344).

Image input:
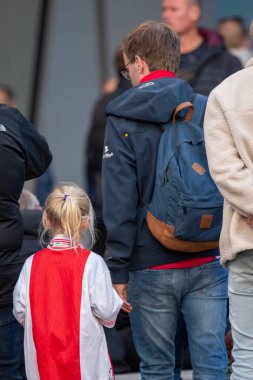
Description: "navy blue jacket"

(102, 77), (218, 284)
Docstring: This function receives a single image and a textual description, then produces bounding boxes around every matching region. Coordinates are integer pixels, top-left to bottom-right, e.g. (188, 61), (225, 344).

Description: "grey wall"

(0, 0), (41, 115)
(105, 0), (160, 77)
(36, 0), (100, 187)
(218, 0), (253, 26)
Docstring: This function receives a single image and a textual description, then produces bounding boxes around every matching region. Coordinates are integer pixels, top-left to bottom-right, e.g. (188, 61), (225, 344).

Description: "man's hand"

(247, 215), (253, 228)
(225, 329), (234, 362)
(113, 284), (133, 313)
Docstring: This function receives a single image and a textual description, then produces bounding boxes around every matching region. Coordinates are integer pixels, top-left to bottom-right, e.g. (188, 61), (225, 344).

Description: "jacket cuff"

(110, 269), (129, 284)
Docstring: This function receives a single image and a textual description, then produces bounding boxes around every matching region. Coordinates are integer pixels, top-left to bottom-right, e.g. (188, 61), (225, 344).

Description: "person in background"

(0, 105), (52, 380)
(19, 189), (40, 210)
(204, 20), (253, 380)
(86, 46), (130, 256)
(86, 47), (138, 375)
(102, 21), (228, 380)
(103, 0), (242, 97)
(161, 0), (242, 95)
(13, 183), (122, 380)
(35, 168), (54, 207)
(217, 16), (252, 67)
(18, 189), (42, 271)
(0, 84), (17, 107)
(0, 83), (54, 207)
(18, 189), (43, 380)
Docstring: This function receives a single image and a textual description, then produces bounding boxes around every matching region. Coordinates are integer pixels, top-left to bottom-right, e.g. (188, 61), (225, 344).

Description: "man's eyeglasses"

(120, 61), (132, 81)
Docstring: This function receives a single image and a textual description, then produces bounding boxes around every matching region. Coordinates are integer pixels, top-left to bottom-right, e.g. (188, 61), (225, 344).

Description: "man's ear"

(189, 5), (201, 23)
(135, 55), (148, 75)
(135, 55), (145, 74)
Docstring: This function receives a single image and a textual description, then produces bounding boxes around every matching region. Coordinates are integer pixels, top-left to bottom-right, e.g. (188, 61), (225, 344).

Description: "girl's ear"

(43, 211), (51, 229)
(81, 217), (90, 231)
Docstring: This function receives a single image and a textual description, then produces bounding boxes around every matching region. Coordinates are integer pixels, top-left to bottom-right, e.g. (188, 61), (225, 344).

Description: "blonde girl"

(13, 183), (122, 380)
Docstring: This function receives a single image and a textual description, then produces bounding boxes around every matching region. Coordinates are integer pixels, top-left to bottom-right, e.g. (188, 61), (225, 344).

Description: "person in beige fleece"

(204, 20), (253, 380)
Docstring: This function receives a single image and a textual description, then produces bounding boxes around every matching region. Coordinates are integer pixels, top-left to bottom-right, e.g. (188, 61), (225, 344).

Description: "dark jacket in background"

(86, 78), (130, 257)
(20, 209), (42, 260)
(177, 28), (242, 96)
(35, 166), (54, 207)
(0, 105), (52, 308)
(102, 77), (218, 284)
(86, 78), (130, 215)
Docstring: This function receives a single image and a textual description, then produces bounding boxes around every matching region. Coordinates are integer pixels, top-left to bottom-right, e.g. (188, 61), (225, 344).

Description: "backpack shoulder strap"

(171, 94), (207, 125)
(172, 102), (194, 124)
(191, 94), (208, 126)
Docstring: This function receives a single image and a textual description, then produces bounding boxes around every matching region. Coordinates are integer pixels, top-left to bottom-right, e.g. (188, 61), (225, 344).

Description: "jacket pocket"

(174, 194), (223, 241)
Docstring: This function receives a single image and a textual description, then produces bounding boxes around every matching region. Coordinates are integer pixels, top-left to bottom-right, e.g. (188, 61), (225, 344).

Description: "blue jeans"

(127, 260), (228, 380)
(174, 315), (187, 380)
(0, 307), (22, 380)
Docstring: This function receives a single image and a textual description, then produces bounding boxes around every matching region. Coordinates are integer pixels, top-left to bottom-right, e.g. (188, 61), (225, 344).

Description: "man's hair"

(188, 0), (202, 8)
(217, 16), (248, 38)
(0, 84), (16, 102)
(123, 21), (180, 73)
(114, 46), (125, 76)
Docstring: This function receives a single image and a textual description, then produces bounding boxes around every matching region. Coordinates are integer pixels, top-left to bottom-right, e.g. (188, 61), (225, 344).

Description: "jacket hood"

(106, 77), (195, 124)
(199, 27), (224, 47)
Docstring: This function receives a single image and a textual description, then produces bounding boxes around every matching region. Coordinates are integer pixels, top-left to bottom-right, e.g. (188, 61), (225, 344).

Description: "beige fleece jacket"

(204, 57), (253, 265)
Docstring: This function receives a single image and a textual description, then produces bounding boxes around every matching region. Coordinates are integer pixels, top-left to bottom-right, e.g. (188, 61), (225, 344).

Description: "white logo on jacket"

(103, 145), (114, 159)
(138, 82), (154, 89)
(0, 124), (7, 132)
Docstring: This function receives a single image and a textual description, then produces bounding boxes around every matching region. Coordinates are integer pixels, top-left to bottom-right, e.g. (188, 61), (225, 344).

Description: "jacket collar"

(140, 70), (176, 83)
(48, 234), (83, 250)
(199, 27), (224, 47)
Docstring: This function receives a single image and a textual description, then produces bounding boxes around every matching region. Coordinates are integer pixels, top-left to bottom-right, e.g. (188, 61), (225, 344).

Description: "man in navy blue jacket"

(102, 21), (228, 380)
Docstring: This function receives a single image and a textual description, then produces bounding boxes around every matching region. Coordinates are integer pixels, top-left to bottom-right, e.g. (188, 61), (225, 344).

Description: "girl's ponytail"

(41, 182), (96, 249)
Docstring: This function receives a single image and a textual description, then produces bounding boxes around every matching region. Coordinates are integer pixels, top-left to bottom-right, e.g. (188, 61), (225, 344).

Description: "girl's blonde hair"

(41, 183), (95, 249)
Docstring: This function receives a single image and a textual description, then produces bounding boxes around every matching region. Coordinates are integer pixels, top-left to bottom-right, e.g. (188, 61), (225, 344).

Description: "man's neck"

(180, 28), (204, 54)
